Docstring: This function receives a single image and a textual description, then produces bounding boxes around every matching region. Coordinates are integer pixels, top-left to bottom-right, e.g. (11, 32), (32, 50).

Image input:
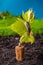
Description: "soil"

(0, 34), (43, 65)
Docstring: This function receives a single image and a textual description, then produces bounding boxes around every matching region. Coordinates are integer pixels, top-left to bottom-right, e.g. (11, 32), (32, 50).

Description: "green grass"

(30, 19), (43, 34)
(0, 11), (43, 36)
(0, 14), (17, 36)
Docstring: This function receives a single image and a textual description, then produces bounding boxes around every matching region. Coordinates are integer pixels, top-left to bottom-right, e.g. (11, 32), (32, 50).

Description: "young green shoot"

(10, 9), (35, 46)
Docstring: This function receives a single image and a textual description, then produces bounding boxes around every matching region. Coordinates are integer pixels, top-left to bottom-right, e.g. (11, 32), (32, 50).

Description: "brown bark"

(15, 46), (24, 61)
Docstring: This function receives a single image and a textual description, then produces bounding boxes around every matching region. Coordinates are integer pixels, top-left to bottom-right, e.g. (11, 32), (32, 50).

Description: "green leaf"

(19, 32), (29, 43)
(22, 10), (28, 22)
(28, 34), (35, 44)
(10, 18), (27, 36)
(19, 32), (35, 44)
(22, 9), (34, 22)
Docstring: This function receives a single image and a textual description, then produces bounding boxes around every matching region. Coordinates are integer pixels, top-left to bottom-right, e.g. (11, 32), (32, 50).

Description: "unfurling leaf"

(10, 18), (27, 36)
(19, 32), (35, 44)
(22, 9), (34, 22)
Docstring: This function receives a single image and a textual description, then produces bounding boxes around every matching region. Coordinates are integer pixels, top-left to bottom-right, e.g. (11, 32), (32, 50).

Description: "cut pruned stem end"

(18, 42), (21, 46)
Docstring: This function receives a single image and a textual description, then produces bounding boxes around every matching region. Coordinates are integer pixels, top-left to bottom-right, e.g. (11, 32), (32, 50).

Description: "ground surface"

(0, 34), (43, 65)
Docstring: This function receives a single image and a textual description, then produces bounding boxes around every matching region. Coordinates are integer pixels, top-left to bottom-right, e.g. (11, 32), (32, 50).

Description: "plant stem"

(18, 42), (21, 46)
(24, 21), (31, 34)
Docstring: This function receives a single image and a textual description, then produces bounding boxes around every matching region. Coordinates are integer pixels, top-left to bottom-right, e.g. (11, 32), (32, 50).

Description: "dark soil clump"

(0, 34), (43, 65)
